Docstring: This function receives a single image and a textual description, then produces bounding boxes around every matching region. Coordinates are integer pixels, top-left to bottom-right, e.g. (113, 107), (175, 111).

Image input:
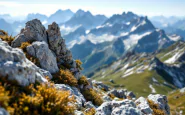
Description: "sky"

(0, 0), (185, 17)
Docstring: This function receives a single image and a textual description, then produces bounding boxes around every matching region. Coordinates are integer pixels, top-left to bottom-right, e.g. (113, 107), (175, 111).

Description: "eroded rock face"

(26, 41), (59, 73)
(47, 22), (72, 63)
(12, 19), (47, 47)
(0, 39), (49, 86)
(55, 84), (86, 109)
(11, 19), (82, 80)
(148, 94), (170, 115)
(95, 99), (141, 115)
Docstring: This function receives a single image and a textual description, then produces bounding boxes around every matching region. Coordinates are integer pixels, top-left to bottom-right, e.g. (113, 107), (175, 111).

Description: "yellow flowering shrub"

(0, 30), (14, 45)
(0, 83), (10, 109)
(75, 60), (83, 70)
(52, 69), (78, 87)
(84, 108), (96, 115)
(82, 88), (103, 106)
(19, 42), (31, 52)
(147, 99), (165, 115)
(13, 83), (76, 115)
(78, 76), (89, 86)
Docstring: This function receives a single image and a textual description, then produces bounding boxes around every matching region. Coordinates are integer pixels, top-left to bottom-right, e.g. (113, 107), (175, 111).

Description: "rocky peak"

(11, 19), (81, 79)
(12, 19), (48, 47)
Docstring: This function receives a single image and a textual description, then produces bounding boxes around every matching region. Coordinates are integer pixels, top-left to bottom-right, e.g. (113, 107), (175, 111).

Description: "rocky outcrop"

(0, 39), (50, 86)
(26, 41), (59, 73)
(55, 84), (86, 109)
(93, 81), (110, 91)
(107, 89), (136, 99)
(135, 97), (153, 114)
(148, 94), (170, 115)
(150, 57), (185, 88)
(11, 19), (82, 80)
(95, 99), (141, 115)
(12, 19), (47, 47)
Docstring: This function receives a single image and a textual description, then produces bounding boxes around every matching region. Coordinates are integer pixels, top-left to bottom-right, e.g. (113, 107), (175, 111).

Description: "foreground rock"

(11, 19), (81, 80)
(0, 107), (9, 115)
(0, 39), (50, 86)
(55, 84), (86, 109)
(95, 99), (141, 115)
(148, 94), (170, 115)
(26, 41), (59, 73)
(135, 97), (153, 114)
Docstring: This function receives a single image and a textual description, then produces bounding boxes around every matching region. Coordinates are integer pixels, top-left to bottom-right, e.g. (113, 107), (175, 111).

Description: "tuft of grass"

(147, 99), (165, 115)
(52, 69), (78, 87)
(168, 89), (185, 114)
(75, 59), (83, 70)
(84, 108), (96, 115)
(82, 88), (103, 106)
(78, 75), (89, 86)
(0, 30), (14, 45)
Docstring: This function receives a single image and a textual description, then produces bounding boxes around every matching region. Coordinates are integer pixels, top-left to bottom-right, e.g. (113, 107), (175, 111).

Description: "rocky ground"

(0, 19), (170, 115)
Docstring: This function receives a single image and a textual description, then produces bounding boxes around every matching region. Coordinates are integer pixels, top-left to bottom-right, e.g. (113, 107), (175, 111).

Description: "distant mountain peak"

(75, 9), (92, 17)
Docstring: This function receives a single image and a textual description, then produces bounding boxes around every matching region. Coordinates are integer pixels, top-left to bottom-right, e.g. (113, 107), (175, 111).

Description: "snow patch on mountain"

(79, 34), (117, 44)
(167, 34), (182, 41)
(165, 52), (183, 64)
(149, 84), (156, 93)
(123, 31), (152, 50)
(60, 25), (81, 35)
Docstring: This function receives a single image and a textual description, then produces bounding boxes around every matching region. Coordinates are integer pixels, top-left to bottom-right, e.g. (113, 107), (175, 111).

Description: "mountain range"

(0, 9), (184, 76)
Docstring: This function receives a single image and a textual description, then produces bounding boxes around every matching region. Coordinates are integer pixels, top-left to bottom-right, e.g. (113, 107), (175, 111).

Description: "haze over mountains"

(0, 9), (184, 75)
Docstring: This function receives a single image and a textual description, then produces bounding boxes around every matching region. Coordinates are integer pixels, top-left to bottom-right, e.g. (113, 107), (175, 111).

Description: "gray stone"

(84, 101), (96, 109)
(148, 94), (170, 115)
(111, 105), (141, 115)
(135, 97), (153, 115)
(74, 110), (84, 115)
(11, 19), (47, 47)
(108, 89), (126, 99)
(0, 108), (9, 115)
(55, 84), (86, 109)
(126, 91), (136, 99)
(93, 81), (110, 91)
(0, 39), (48, 86)
(26, 41), (59, 73)
(95, 99), (141, 115)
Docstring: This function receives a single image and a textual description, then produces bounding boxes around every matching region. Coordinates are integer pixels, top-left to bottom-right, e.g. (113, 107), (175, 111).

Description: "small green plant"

(0, 30), (14, 45)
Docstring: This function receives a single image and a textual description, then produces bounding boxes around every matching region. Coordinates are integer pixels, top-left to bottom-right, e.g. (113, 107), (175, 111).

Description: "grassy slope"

(94, 69), (175, 97)
(168, 89), (185, 114)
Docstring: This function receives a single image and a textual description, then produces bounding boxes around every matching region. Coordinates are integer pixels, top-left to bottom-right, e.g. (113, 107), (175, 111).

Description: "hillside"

(0, 19), (172, 115)
(91, 41), (185, 97)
